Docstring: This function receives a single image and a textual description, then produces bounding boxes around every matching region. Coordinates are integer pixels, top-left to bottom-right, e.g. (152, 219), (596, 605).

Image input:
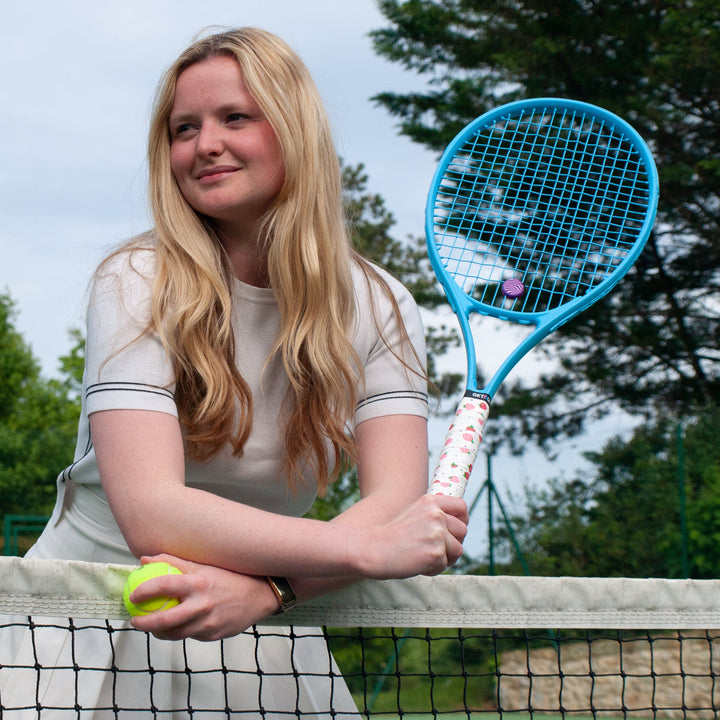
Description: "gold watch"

(266, 576), (297, 614)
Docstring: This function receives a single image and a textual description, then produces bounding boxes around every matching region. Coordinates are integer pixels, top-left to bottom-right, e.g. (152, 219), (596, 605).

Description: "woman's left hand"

(127, 554), (280, 641)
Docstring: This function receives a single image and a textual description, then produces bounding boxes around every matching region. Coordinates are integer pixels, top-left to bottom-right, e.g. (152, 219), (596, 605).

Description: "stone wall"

(499, 632), (720, 718)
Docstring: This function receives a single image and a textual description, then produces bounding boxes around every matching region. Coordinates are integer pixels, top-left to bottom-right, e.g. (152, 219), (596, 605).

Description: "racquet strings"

(430, 105), (654, 314)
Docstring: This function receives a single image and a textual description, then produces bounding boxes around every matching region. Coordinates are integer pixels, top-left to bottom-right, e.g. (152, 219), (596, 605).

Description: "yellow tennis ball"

(123, 562), (183, 617)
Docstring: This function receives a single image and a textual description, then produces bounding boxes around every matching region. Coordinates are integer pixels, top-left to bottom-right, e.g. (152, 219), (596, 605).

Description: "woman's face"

(168, 55), (285, 235)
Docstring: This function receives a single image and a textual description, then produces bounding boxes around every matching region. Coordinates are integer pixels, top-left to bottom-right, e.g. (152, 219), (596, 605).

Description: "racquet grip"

(429, 393), (490, 498)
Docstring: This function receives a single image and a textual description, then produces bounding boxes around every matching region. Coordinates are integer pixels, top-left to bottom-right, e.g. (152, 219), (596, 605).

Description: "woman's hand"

(337, 414), (468, 580)
(127, 554), (280, 641)
(352, 494), (469, 580)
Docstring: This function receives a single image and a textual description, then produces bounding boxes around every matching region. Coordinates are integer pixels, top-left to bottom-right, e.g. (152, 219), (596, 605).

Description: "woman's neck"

(215, 223), (270, 288)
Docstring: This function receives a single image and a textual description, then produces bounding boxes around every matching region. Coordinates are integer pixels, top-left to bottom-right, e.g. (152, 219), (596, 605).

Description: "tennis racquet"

(427, 98), (659, 498)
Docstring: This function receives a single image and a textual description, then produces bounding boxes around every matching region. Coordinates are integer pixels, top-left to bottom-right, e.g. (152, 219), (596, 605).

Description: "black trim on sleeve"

(356, 389), (428, 412)
(85, 381), (175, 402)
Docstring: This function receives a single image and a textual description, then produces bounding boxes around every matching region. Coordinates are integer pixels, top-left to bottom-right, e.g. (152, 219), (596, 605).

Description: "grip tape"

(429, 394), (490, 498)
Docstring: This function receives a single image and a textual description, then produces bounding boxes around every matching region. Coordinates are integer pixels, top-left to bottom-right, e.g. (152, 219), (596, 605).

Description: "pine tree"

(371, 0), (720, 443)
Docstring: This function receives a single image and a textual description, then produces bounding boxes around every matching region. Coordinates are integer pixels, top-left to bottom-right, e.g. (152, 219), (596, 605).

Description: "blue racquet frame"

(427, 98), (659, 497)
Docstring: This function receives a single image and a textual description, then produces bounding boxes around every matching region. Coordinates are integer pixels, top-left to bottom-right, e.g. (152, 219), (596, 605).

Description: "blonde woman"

(6, 28), (468, 716)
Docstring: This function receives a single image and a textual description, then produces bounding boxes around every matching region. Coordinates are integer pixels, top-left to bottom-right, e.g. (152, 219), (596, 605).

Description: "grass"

(368, 716), (646, 719)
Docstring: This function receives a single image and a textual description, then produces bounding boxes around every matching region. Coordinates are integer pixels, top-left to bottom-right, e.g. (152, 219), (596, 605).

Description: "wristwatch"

(266, 576), (297, 614)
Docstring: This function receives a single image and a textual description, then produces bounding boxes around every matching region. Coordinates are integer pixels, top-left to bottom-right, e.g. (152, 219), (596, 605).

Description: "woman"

(4, 27), (467, 717)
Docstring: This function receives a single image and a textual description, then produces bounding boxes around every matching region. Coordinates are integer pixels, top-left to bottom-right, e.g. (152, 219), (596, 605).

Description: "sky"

(0, 0), (635, 558)
(0, 0), (438, 378)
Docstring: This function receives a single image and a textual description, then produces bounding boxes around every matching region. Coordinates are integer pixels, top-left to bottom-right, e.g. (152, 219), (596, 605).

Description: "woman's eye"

(172, 123), (194, 138)
(227, 113), (248, 123)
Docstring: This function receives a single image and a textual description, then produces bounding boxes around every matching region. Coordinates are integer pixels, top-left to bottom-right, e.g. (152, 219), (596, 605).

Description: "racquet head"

(427, 98), (658, 497)
(426, 98), (659, 398)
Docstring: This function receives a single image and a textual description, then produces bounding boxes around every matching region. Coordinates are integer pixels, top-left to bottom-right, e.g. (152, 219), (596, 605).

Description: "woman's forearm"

(93, 410), (462, 582)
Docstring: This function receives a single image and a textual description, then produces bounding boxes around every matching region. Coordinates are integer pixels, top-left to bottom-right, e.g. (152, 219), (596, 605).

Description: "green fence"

(2, 515), (49, 556)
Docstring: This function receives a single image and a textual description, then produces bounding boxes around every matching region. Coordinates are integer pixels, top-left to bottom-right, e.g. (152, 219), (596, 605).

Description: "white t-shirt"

(60, 243), (428, 519)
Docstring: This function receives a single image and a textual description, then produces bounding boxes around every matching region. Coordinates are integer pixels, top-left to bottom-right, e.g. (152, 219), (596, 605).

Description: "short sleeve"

(353, 265), (428, 426)
(84, 248), (177, 417)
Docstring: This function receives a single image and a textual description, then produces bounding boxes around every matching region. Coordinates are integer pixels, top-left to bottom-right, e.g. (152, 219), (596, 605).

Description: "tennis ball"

(123, 562), (183, 617)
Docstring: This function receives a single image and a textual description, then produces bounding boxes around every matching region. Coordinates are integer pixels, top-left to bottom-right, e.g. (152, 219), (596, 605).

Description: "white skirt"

(1, 617), (359, 718)
(0, 483), (360, 718)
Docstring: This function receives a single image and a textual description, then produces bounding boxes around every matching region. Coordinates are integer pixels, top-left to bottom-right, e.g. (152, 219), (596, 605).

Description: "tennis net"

(1, 556), (720, 718)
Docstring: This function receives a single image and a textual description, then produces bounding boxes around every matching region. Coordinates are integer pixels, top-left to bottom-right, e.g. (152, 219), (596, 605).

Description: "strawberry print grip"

(429, 394), (490, 497)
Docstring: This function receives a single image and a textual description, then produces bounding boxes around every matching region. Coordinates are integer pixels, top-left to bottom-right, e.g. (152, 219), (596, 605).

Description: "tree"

(370, 0), (720, 445)
(0, 294), (82, 522)
(490, 409), (720, 578)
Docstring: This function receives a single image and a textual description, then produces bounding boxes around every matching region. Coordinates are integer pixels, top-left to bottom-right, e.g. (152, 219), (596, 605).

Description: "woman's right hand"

(354, 493), (469, 579)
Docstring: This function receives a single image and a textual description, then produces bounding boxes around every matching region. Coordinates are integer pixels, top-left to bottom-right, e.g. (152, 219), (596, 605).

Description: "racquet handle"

(429, 393), (490, 498)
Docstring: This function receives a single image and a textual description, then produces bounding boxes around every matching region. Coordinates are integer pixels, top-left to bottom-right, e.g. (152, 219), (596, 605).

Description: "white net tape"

(3, 556), (720, 628)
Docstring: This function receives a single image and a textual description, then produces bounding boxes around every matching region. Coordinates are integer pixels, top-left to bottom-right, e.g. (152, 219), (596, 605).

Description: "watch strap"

(266, 576), (297, 614)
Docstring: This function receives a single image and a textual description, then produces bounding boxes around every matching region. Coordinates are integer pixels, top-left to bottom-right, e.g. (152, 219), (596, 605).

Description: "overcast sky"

(0, 0), (438, 377)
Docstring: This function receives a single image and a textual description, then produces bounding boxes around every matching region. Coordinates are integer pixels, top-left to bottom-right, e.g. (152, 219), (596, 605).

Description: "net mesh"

(2, 557), (720, 718)
(430, 104), (654, 314)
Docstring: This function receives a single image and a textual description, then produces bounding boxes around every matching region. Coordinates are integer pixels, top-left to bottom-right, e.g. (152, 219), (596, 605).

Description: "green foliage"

(58, 327), (85, 398)
(0, 293), (82, 525)
(371, 0), (720, 445)
(345, 163), (440, 308)
(306, 466), (360, 520)
(326, 626), (496, 713)
(496, 408), (720, 578)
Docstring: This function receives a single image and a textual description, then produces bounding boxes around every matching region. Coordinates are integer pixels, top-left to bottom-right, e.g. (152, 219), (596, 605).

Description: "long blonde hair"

(116, 28), (419, 492)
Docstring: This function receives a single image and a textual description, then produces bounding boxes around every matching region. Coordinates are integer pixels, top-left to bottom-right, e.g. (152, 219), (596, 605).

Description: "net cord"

(2, 557), (720, 629)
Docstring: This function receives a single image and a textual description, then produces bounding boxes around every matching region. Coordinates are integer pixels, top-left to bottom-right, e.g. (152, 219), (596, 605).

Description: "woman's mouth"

(196, 166), (239, 182)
